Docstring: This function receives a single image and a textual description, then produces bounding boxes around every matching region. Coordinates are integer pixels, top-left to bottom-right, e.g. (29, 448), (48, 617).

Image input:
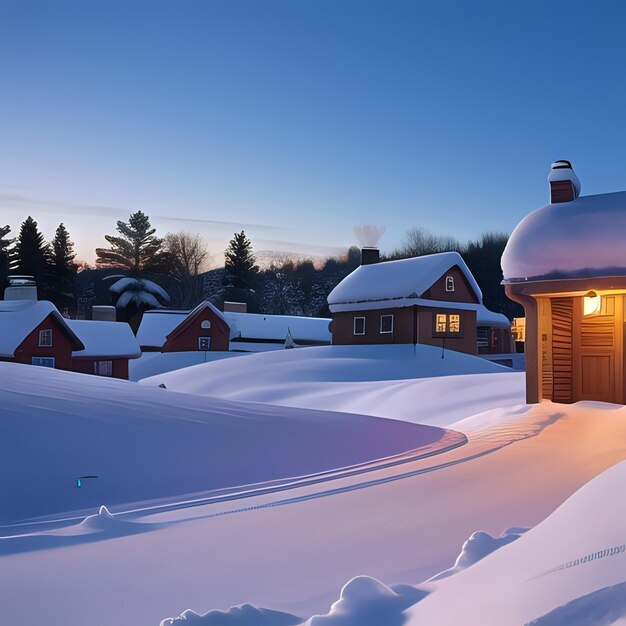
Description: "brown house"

(328, 250), (511, 355)
(503, 160), (626, 404)
(162, 301), (231, 352)
(68, 319), (141, 379)
(0, 300), (84, 369)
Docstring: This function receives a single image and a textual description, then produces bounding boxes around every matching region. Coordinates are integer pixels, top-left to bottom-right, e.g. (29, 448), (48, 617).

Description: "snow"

(0, 361), (458, 523)
(502, 191), (626, 281)
(67, 319), (141, 359)
(405, 459), (626, 624)
(129, 350), (245, 381)
(140, 344), (521, 425)
(137, 308), (332, 350)
(548, 161), (581, 198)
(108, 276), (170, 302)
(327, 251), (482, 309)
(0, 299), (83, 357)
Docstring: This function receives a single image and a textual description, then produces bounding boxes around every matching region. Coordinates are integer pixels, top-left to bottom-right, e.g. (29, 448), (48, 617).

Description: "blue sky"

(1, 0), (626, 265)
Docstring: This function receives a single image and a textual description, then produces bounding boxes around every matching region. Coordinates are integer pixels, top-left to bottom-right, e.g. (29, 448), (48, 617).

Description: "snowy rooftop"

(137, 306), (331, 349)
(0, 300), (83, 357)
(67, 319), (141, 359)
(502, 190), (626, 282)
(327, 252), (483, 310)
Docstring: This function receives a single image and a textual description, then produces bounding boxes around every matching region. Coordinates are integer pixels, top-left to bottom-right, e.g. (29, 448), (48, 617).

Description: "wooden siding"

(421, 266), (480, 304)
(72, 358), (130, 380)
(163, 306), (230, 352)
(551, 297), (573, 403)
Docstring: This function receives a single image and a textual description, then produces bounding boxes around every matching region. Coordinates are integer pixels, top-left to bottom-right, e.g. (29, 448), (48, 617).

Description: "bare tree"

(392, 227), (461, 259)
(163, 231), (210, 308)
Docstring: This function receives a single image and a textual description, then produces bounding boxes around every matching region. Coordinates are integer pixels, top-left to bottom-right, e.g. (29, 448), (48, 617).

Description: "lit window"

(94, 361), (113, 376)
(583, 292), (601, 317)
(354, 317), (366, 336)
(449, 314), (460, 333)
(198, 337), (211, 350)
(380, 315), (394, 334)
(39, 329), (53, 347)
(435, 314), (448, 333)
(445, 276), (455, 292)
(32, 356), (55, 368)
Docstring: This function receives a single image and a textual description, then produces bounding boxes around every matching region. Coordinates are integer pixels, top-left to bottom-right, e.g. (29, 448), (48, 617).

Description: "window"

(353, 317), (366, 336)
(445, 276), (455, 292)
(94, 360), (113, 377)
(201, 320), (212, 329)
(32, 356), (55, 368)
(38, 329), (53, 347)
(198, 337), (211, 350)
(433, 312), (462, 336)
(380, 314), (394, 334)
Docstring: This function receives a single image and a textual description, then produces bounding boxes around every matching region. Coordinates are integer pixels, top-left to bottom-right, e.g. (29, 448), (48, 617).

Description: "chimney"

(360, 247), (380, 265)
(548, 160), (581, 204)
(91, 305), (117, 321)
(4, 275), (38, 301)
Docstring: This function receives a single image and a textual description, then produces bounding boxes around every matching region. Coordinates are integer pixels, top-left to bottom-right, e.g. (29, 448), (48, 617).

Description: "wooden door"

(573, 295), (624, 404)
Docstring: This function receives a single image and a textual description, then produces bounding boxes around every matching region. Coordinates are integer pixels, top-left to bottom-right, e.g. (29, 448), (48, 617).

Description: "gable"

(165, 303), (230, 346)
(421, 265), (480, 304)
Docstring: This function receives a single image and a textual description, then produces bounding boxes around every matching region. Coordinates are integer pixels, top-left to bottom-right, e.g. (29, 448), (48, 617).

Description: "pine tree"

(95, 211), (164, 274)
(224, 230), (258, 288)
(12, 217), (50, 288)
(49, 223), (77, 311)
(0, 225), (14, 293)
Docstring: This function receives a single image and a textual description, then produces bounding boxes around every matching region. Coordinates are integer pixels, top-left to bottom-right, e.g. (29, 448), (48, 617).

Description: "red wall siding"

(163, 307), (230, 352)
(421, 266), (479, 303)
(72, 358), (130, 379)
(12, 314), (75, 370)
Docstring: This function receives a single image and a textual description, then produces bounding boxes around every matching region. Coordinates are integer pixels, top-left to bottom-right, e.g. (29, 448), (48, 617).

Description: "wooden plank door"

(573, 295), (623, 404)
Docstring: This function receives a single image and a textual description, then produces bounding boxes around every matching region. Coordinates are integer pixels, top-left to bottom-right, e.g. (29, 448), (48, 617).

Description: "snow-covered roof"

(502, 191), (626, 282)
(0, 300), (83, 358)
(327, 252), (482, 310)
(137, 307), (332, 349)
(227, 311), (331, 344)
(67, 319), (141, 359)
(136, 309), (187, 349)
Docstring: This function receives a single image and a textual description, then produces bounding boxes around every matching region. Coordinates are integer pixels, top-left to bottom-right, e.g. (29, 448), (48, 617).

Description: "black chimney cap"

(361, 247), (380, 265)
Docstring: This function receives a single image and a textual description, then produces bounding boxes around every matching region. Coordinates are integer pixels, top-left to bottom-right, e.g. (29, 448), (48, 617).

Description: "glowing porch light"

(583, 291), (601, 316)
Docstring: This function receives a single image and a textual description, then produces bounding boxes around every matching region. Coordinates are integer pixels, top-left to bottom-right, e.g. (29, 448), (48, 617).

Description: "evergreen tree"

(12, 217), (50, 289)
(224, 230), (258, 288)
(49, 223), (78, 311)
(95, 211), (164, 274)
(0, 225), (14, 293)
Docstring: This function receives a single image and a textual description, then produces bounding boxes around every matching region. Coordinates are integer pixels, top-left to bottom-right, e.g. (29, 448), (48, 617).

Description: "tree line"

(0, 212), (521, 321)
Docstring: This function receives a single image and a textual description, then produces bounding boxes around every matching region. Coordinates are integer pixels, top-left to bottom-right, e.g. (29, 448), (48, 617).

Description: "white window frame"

(380, 314), (394, 334)
(32, 356), (55, 368)
(198, 336), (211, 351)
(38, 329), (53, 347)
(94, 360), (113, 377)
(353, 317), (366, 336)
(445, 275), (455, 292)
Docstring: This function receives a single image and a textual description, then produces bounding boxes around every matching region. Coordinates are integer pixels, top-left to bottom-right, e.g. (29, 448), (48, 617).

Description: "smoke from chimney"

(353, 225), (386, 248)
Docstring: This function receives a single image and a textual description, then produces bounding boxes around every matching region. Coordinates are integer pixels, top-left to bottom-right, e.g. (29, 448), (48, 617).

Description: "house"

(68, 319), (141, 379)
(0, 299), (84, 370)
(327, 249), (511, 355)
(136, 301), (331, 353)
(502, 159), (626, 404)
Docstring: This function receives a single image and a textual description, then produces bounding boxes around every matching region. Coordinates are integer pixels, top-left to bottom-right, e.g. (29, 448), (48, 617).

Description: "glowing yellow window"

(449, 314), (460, 333)
(436, 314), (447, 333)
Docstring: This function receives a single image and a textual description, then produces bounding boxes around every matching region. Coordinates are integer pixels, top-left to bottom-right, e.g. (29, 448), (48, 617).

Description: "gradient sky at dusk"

(2, 0), (626, 265)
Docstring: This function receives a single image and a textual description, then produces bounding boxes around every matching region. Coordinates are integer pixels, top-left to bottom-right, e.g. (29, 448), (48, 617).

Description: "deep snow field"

(1, 345), (625, 626)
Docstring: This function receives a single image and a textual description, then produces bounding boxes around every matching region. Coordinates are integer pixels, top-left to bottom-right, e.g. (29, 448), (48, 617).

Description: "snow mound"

(160, 604), (301, 626)
(308, 576), (425, 625)
(429, 527), (527, 581)
(406, 460), (626, 625)
(526, 581), (626, 625)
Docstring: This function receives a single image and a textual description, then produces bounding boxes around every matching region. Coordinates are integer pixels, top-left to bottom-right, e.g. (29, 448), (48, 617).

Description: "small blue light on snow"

(77, 478), (82, 488)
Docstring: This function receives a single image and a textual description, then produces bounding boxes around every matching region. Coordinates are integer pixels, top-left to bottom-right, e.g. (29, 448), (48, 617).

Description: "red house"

(162, 301), (231, 353)
(0, 300), (84, 369)
(68, 319), (141, 379)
